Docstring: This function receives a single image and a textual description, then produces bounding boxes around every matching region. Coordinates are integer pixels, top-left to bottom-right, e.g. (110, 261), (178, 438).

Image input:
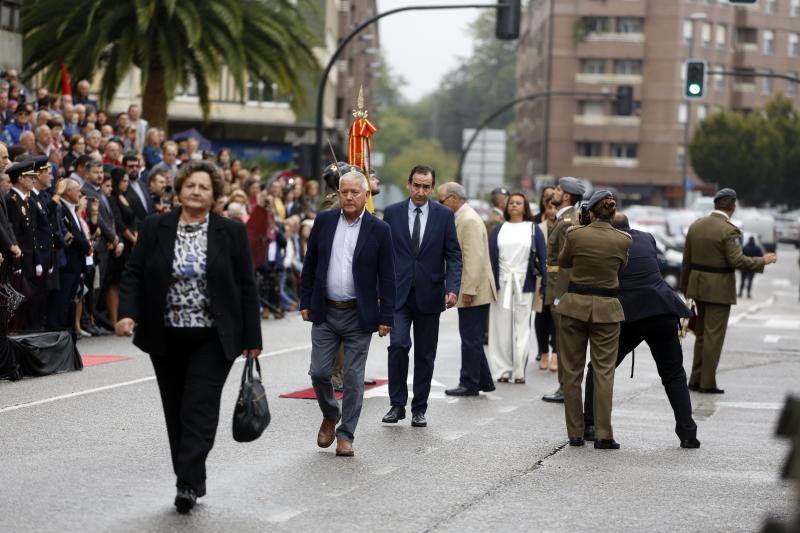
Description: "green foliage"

(382, 139), (458, 187)
(21, 0), (318, 128)
(690, 94), (800, 207)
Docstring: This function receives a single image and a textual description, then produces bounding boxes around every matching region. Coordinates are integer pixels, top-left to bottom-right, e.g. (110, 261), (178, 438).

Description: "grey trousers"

(308, 306), (372, 442)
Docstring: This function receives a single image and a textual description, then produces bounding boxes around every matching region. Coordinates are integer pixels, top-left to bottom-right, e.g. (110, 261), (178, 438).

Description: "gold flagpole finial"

(353, 85), (368, 119)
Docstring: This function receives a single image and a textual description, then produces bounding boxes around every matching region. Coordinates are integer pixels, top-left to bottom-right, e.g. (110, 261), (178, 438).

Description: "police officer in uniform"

(681, 188), (776, 393)
(5, 160), (39, 330)
(26, 155), (61, 328)
(541, 177), (585, 403)
(584, 213), (699, 448)
(556, 190), (631, 449)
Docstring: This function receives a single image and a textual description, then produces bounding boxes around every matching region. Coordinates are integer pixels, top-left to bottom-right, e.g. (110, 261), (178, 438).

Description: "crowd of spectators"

(0, 71), (324, 340)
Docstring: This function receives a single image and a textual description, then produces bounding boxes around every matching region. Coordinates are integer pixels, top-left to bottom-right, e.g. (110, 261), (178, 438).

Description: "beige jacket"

(681, 212), (765, 305)
(456, 204), (497, 307)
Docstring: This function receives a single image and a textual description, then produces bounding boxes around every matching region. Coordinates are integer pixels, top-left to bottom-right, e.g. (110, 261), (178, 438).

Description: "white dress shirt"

(326, 209), (365, 301)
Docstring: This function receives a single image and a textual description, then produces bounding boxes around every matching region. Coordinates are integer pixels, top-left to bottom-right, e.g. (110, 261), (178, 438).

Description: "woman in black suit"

(116, 160), (262, 514)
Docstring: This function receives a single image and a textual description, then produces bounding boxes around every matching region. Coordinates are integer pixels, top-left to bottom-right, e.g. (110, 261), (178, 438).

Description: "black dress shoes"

(583, 425), (596, 441)
(688, 382), (700, 392)
(699, 387), (725, 394)
(411, 412), (427, 427)
(542, 389), (564, 403)
(569, 437), (585, 447)
(680, 437), (701, 449)
(381, 406), (406, 423)
(480, 383), (496, 393)
(445, 386), (479, 397)
(594, 439), (620, 450)
(174, 488), (197, 514)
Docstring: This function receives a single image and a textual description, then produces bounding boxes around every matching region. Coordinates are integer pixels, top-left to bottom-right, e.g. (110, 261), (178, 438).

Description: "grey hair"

(441, 182), (466, 201)
(338, 170), (369, 191)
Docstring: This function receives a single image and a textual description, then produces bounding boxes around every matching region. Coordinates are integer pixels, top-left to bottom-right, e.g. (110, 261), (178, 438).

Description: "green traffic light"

(688, 84), (702, 96)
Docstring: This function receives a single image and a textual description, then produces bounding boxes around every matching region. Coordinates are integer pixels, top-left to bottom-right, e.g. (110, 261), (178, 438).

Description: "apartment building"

(515, 0), (800, 205)
(0, 0), (22, 72)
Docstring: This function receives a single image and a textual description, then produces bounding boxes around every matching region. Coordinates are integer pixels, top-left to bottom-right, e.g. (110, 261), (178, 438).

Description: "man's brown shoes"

(317, 415), (341, 448)
(336, 439), (354, 457)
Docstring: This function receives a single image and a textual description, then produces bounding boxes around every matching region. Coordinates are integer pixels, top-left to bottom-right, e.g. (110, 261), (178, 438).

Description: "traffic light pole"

(312, 3), (502, 182)
(456, 90), (615, 183)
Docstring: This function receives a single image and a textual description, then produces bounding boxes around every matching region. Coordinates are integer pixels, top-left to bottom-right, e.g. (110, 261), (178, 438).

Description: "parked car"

(732, 208), (777, 253)
(631, 224), (682, 290)
(775, 209), (800, 248)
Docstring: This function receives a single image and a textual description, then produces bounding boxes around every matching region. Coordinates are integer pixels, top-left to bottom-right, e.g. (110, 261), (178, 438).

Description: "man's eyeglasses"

(438, 194), (454, 204)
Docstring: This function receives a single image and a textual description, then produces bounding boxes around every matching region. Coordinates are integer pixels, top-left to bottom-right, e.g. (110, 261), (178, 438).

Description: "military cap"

(558, 176), (586, 197)
(587, 189), (614, 210)
(491, 187), (510, 196)
(26, 155), (51, 173)
(5, 160), (35, 183)
(713, 188), (737, 202)
(322, 161), (354, 190)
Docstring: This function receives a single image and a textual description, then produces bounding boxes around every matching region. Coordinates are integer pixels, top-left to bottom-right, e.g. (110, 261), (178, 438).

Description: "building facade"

(0, 0), (22, 72)
(515, 0), (800, 205)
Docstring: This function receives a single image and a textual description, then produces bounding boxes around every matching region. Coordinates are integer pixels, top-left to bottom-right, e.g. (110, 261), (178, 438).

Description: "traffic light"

(495, 0), (521, 40)
(684, 60), (706, 99)
(616, 85), (633, 116)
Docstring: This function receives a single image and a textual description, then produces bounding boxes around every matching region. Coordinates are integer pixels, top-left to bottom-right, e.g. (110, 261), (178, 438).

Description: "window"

(581, 59), (606, 74)
(610, 143), (637, 158)
(678, 103), (688, 124)
(683, 20), (694, 46)
(788, 72), (798, 96)
(790, 33), (799, 56)
(766, 0), (778, 13)
(576, 142), (601, 157)
(614, 59), (642, 75)
(176, 78), (198, 98)
(583, 17), (609, 33)
(762, 70), (774, 94)
(716, 24), (727, 49)
(0, 0), (20, 32)
(714, 65), (725, 90)
(616, 17), (643, 33)
(763, 29), (775, 54)
(702, 22), (712, 47)
(792, 0), (800, 16)
(579, 101), (606, 116)
(737, 27), (758, 47)
(697, 105), (708, 121)
(247, 79), (281, 103)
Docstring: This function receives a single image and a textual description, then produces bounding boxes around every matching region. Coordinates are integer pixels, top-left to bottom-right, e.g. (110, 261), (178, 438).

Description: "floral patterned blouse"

(164, 218), (216, 327)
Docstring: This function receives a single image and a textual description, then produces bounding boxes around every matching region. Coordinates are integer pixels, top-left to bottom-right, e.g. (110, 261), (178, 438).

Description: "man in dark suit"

(123, 153), (154, 223)
(381, 165), (462, 428)
(300, 170), (395, 457)
(47, 178), (91, 329)
(27, 156), (59, 327)
(0, 146), (22, 264)
(584, 213), (700, 448)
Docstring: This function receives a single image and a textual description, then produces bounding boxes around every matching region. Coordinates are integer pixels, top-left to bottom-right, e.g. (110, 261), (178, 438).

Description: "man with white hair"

(300, 170), (396, 457)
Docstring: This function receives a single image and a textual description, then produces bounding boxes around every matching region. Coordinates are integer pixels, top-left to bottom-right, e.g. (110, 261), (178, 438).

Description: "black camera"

(578, 201), (590, 225)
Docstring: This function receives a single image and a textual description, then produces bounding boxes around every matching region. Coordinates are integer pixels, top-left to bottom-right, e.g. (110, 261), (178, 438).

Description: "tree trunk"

(142, 60), (168, 132)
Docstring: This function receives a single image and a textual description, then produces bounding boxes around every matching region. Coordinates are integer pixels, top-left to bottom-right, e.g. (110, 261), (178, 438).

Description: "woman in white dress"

(487, 193), (547, 383)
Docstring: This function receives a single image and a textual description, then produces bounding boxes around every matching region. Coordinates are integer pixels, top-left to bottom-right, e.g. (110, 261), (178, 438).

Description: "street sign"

(462, 129), (506, 198)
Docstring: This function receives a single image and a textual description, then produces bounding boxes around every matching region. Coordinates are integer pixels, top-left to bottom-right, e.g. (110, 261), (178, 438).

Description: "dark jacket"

(383, 199), (462, 312)
(300, 209), (396, 332)
(29, 190), (56, 271)
(119, 209), (262, 360)
(0, 195), (17, 254)
(58, 201), (91, 274)
(125, 176), (154, 224)
(488, 221), (547, 293)
(6, 189), (36, 278)
(620, 229), (691, 322)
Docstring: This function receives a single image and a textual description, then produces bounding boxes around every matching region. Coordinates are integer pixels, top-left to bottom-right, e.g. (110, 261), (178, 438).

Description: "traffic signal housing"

(496, 0), (521, 40)
(726, 0), (757, 4)
(616, 86), (634, 116)
(685, 60), (706, 99)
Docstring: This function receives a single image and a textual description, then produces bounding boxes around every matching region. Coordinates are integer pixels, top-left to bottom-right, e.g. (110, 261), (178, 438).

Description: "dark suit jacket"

(59, 202), (91, 273)
(0, 195), (17, 254)
(300, 209), (396, 332)
(29, 191), (56, 271)
(620, 229), (691, 322)
(383, 199), (462, 312)
(488, 221), (547, 293)
(119, 208), (262, 360)
(125, 176), (153, 224)
(6, 189), (36, 278)
(81, 183), (116, 244)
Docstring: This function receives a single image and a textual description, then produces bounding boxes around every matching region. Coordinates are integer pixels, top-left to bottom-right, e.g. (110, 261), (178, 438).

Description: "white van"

(732, 208), (777, 253)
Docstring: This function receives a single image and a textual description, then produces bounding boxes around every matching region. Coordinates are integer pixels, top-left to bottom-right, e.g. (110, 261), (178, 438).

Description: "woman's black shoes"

(174, 488), (197, 514)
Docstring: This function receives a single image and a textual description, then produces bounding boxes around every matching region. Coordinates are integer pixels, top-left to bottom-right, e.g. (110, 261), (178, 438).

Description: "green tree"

(382, 139), (458, 187)
(374, 109), (417, 161)
(690, 108), (783, 205)
(764, 95), (800, 207)
(22, 0), (318, 129)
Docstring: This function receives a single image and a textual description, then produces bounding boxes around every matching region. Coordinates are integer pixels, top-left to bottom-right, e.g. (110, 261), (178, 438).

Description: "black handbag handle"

(241, 357), (262, 385)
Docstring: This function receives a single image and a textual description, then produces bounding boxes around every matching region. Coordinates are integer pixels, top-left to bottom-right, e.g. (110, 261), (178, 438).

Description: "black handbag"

(232, 357), (271, 442)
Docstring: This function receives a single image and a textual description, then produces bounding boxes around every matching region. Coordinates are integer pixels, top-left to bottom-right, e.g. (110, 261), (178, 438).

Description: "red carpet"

(280, 379), (388, 400)
(81, 355), (130, 368)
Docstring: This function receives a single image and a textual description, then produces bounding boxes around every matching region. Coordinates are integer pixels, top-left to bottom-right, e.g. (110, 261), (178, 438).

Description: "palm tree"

(22, 0), (319, 129)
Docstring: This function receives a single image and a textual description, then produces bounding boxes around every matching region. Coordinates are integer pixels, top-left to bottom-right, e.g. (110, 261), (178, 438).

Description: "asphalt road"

(1, 245), (798, 533)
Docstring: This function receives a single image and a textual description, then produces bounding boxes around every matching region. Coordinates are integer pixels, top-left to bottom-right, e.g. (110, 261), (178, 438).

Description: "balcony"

(585, 32), (645, 44)
(573, 115), (641, 127)
(572, 156), (639, 169)
(575, 73), (643, 85)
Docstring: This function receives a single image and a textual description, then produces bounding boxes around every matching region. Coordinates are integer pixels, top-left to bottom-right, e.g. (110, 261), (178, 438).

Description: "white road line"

(0, 344), (312, 414)
(498, 405), (519, 414)
(475, 417), (495, 427)
(263, 508), (306, 523)
(764, 335), (780, 343)
(443, 431), (467, 441)
(373, 466), (398, 476)
(716, 401), (783, 410)
(728, 296), (775, 325)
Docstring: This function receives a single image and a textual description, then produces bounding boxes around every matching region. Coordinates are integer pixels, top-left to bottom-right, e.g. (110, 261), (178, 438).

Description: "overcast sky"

(376, 0), (480, 102)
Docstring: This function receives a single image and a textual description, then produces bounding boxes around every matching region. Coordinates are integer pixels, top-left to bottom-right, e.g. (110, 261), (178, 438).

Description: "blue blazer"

(488, 222), (547, 294)
(300, 209), (396, 332)
(619, 229), (691, 322)
(383, 199), (462, 312)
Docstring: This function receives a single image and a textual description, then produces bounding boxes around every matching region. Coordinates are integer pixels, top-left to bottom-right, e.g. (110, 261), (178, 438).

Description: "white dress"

(488, 221), (535, 381)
